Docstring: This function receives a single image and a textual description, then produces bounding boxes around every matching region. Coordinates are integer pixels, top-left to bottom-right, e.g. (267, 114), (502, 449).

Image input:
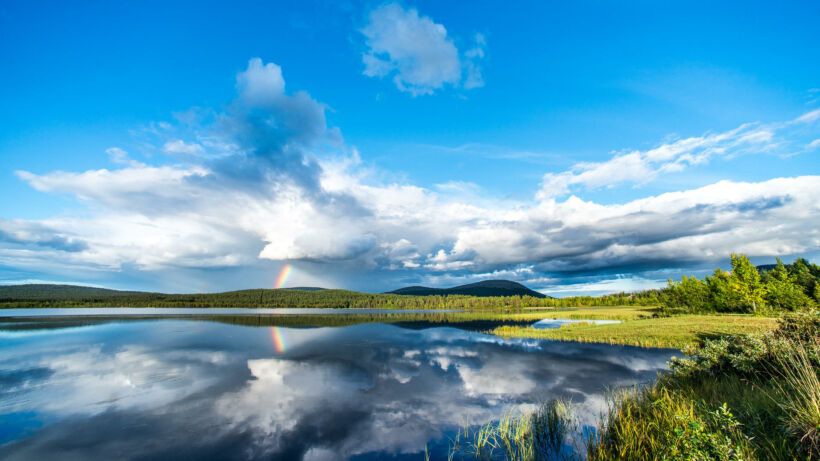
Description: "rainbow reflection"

(271, 327), (286, 353)
(274, 264), (292, 289)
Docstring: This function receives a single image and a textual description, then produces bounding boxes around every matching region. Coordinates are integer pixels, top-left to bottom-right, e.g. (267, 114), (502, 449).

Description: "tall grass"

(445, 312), (820, 460)
(586, 384), (753, 460)
(448, 400), (577, 460)
(770, 339), (820, 453)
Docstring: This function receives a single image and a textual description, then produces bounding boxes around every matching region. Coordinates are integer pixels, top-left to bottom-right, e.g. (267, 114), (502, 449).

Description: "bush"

(661, 403), (750, 461)
(670, 334), (769, 377)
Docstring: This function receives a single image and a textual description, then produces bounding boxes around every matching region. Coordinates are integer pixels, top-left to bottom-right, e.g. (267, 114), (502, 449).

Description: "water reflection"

(0, 319), (677, 460)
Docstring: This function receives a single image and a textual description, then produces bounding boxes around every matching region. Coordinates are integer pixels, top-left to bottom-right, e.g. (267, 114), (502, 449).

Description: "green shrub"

(670, 334), (769, 377)
(661, 403), (750, 461)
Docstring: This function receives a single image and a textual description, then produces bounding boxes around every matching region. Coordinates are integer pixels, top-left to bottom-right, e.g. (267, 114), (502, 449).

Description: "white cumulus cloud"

(361, 3), (485, 95)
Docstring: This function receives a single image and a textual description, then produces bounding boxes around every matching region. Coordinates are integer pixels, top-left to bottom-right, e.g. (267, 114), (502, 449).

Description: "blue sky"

(1, 0), (819, 295)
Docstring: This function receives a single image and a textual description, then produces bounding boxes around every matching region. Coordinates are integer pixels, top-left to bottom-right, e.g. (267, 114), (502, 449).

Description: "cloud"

(105, 147), (144, 167)
(0, 220), (88, 253)
(210, 58), (348, 202)
(162, 139), (204, 156)
(796, 108), (820, 124)
(4, 60), (820, 293)
(361, 3), (484, 95)
(535, 115), (818, 199)
(462, 33), (486, 90)
(451, 176), (819, 274)
(537, 107), (820, 199)
(10, 160), (820, 290)
(105, 147), (129, 163)
(235, 58), (285, 104)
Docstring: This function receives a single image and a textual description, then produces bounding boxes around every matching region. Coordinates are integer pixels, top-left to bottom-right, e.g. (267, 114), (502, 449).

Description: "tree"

(660, 275), (712, 313)
(706, 268), (736, 312)
(789, 258), (820, 297)
(814, 281), (820, 303)
(764, 258), (815, 311)
(728, 254), (766, 314)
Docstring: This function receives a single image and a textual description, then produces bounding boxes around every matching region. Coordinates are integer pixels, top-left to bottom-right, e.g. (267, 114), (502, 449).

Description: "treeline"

(4, 256), (815, 312)
(660, 254), (820, 314)
(0, 285), (658, 310)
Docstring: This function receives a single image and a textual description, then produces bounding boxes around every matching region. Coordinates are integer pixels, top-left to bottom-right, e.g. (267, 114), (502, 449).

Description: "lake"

(0, 312), (678, 460)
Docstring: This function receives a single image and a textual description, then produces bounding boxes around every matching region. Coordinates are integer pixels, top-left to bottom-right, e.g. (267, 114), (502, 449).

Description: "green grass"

(493, 314), (778, 349)
(588, 381), (756, 461)
(770, 339), (820, 454)
(507, 306), (657, 321)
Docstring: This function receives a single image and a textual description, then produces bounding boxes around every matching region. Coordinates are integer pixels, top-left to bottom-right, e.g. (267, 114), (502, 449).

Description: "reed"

(448, 400), (577, 461)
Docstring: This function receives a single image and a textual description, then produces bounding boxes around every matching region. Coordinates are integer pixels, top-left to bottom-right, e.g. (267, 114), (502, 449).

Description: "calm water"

(0, 316), (677, 460)
(533, 318), (622, 329)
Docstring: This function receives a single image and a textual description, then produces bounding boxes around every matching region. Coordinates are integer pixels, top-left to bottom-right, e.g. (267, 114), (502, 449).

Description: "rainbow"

(271, 327), (286, 353)
(274, 264), (292, 289)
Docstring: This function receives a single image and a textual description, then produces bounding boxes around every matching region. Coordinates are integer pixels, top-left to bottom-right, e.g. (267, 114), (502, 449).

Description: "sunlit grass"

(500, 306), (657, 321)
(587, 383), (756, 460)
(493, 315), (778, 349)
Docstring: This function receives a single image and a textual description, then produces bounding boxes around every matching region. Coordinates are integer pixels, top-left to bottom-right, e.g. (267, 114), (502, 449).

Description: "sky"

(1, 0), (819, 296)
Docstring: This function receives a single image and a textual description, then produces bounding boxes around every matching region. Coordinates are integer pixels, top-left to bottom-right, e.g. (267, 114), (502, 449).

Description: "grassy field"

(510, 306), (657, 321)
(492, 310), (778, 349)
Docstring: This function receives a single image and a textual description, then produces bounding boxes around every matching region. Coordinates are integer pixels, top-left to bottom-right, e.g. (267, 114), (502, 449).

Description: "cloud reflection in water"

(0, 320), (676, 460)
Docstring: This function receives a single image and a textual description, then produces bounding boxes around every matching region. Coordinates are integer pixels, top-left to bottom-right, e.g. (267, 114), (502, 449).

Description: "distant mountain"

(0, 280), (548, 308)
(0, 284), (147, 300)
(389, 280), (547, 298)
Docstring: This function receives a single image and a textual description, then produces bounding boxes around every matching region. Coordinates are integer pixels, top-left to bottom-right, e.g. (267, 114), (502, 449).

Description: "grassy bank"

(516, 306), (657, 321)
(493, 313), (778, 349)
(450, 312), (820, 460)
(587, 312), (820, 460)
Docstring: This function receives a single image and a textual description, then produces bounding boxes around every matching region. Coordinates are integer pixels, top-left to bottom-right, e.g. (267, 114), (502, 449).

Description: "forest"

(0, 283), (657, 309)
(660, 255), (820, 314)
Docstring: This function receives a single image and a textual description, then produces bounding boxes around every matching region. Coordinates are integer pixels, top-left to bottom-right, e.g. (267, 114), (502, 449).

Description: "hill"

(0, 283), (558, 309)
(390, 280), (547, 298)
(0, 284), (148, 300)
